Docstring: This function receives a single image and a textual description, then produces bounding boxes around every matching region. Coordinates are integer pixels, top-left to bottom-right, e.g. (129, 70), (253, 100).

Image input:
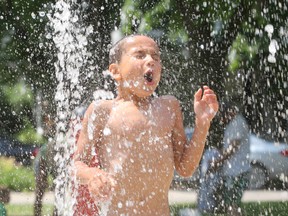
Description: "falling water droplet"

(103, 127), (111, 136)
(117, 202), (123, 209)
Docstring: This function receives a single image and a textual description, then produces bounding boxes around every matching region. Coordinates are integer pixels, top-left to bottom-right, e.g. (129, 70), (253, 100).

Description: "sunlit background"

(0, 0), (287, 215)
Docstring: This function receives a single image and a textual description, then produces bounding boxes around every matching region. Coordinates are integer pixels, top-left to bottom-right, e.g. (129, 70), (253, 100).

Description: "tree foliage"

(0, 0), (287, 142)
(120, 0), (288, 142)
(0, 0), (55, 140)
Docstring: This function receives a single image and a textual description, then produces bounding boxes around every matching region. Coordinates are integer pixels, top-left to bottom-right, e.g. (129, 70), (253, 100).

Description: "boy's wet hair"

(109, 34), (155, 65)
(109, 34), (137, 65)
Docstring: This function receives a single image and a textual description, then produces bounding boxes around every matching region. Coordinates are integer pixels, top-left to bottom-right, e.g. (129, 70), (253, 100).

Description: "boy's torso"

(97, 96), (177, 215)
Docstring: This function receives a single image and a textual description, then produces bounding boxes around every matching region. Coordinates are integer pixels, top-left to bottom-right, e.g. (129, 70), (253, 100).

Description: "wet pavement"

(9, 190), (288, 205)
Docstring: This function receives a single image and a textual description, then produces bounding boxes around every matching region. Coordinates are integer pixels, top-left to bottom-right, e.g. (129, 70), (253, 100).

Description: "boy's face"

(112, 35), (162, 98)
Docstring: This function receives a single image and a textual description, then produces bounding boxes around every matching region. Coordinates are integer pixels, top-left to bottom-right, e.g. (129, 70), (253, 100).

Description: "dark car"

(0, 136), (39, 166)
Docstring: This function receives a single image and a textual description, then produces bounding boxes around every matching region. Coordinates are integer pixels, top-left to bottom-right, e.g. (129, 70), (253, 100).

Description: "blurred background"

(0, 0), (287, 203)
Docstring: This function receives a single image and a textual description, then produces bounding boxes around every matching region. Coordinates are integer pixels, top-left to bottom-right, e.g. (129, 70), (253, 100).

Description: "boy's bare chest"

(99, 101), (175, 184)
(101, 101), (175, 180)
(106, 102), (174, 136)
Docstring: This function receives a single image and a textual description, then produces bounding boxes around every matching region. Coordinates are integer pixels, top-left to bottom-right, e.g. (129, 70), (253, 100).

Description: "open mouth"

(144, 71), (153, 83)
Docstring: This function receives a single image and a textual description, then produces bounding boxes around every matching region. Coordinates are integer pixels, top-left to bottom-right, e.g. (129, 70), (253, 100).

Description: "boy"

(73, 34), (219, 215)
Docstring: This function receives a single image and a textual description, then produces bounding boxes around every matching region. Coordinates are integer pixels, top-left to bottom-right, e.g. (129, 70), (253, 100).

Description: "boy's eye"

(135, 53), (145, 59)
(133, 52), (160, 61)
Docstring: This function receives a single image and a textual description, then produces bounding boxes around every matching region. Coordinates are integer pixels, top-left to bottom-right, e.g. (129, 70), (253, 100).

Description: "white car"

(248, 134), (288, 189)
(172, 130), (288, 191)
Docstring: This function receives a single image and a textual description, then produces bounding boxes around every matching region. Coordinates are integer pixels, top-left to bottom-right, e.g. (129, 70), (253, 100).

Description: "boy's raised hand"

(194, 86), (219, 124)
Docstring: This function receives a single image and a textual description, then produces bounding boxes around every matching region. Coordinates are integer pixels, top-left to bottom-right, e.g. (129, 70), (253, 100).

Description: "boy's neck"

(116, 93), (152, 108)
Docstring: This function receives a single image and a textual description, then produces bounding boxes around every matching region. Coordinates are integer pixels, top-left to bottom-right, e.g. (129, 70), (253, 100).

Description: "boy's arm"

(73, 102), (101, 183)
(173, 86), (218, 177)
(73, 102), (115, 200)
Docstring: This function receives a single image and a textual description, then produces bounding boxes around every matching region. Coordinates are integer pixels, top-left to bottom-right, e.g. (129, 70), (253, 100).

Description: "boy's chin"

(133, 89), (155, 98)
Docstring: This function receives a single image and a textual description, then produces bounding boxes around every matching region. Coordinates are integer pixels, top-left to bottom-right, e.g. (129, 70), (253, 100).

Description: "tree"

(1, 0), (286, 143)
(0, 0), (55, 141)
(119, 0), (288, 142)
(0, 0), (123, 140)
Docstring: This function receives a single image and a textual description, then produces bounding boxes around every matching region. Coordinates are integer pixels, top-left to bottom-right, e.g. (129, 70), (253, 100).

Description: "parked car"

(248, 134), (288, 190)
(171, 129), (288, 191)
(0, 136), (39, 166)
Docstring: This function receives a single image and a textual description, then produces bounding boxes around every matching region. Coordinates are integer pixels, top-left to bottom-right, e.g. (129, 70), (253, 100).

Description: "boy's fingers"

(195, 86), (217, 102)
(194, 88), (203, 102)
(205, 94), (218, 103)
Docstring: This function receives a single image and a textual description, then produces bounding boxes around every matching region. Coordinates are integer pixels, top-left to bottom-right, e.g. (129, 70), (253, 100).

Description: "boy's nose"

(146, 55), (155, 66)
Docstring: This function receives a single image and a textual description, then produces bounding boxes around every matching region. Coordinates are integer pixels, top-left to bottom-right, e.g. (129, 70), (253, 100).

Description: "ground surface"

(9, 189), (288, 205)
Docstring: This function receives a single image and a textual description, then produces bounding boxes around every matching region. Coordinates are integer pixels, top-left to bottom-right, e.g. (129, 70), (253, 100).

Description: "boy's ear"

(109, 63), (121, 81)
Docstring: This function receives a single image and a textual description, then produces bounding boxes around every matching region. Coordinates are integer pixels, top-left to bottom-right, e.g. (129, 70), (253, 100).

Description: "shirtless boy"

(73, 34), (219, 215)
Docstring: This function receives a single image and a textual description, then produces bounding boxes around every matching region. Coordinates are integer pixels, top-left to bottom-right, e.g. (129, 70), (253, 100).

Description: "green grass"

(5, 204), (54, 216)
(3, 202), (288, 216)
(0, 157), (35, 192)
(243, 202), (288, 216)
(0, 157), (53, 192)
(170, 202), (288, 216)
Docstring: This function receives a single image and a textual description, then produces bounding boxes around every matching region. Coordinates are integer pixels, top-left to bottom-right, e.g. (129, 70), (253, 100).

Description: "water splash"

(47, 0), (116, 214)
(47, 0), (93, 214)
(264, 24), (279, 63)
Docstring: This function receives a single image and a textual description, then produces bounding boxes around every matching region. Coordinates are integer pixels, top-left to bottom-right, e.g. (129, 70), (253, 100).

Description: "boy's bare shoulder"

(85, 99), (114, 116)
(159, 95), (178, 101)
(156, 95), (180, 106)
(93, 99), (114, 108)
